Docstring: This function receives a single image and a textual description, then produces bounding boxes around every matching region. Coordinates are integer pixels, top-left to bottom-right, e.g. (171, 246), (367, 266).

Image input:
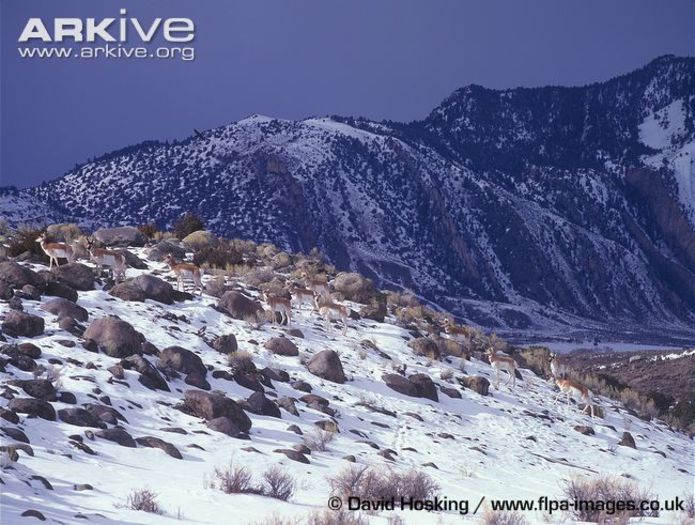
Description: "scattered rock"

(440, 386), (462, 398)
(408, 337), (441, 360)
(619, 432), (636, 449)
(206, 416), (245, 438)
(159, 346), (207, 377)
(461, 376), (490, 396)
(8, 398), (55, 421)
(307, 350), (346, 383)
(276, 397), (299, 416)
(95, 427), (136, 447)
(135, 436), (182, 459)
(409, 373), (438, 402)
(184, 371), (211, 390)
(21, 509), (46, 521)
(264, 337), (298, 356)
(122, 355), (169, 391)
(315, 420), (339, 433)
(11, 380), (57, 401)
(182, 390), (251, 432)
(291, 380), (312, 393)
(50, 263), (94, 291)
(73, 484), (94, 491)
(58, 408), (105, 428)
(110, 275), (175, 305)
(17, 343), (41, 359)
(273, 448), (309, 464)
(82, 403), (127, 425)
(2, 311), (44, 338)
(261, 367), (290, 383)
(382, 373), (418, 397)
(243, 392), (281, 418)
(574, 426), (595, 436)
(217, 291), (264, 322)
(332, 272), (376, 303)
(211, 334), (237, 354)
(147, 240), (186, 262)
(40, 297), (88, 321)
(94, 226), (146, 247)
(1, 427), (30, 443)
(83, 316), (145, 358)
(0, 262), (43, 290)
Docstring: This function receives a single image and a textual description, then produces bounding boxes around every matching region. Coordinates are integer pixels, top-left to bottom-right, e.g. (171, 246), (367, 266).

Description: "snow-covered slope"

(0, 250), (692, 524)
(4, 56), (695, 336)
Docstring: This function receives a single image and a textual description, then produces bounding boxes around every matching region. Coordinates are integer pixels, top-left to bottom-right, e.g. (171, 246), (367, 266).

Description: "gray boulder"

(182, 390), (251, 432)
(2, 311), (44, 337)
(83, 316), (145, 358)
(40, 297), (88, 322)
(94, 226), (146, 247)
(159, 346), (206, 376)
(307, 350), (346, 384)
(218, 291), (264, 322)
(8, 398), (56, 421)
(264, 337), (298, 356)
(50, 263), (94, 291)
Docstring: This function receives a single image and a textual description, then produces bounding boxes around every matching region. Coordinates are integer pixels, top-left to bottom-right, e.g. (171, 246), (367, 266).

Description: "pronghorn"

(317, 300), (348, 336)
(287, 282), (316, 310)
(164, 254), (203, 295)
(548, 352), (569, 379)
(86, 238), (127, 281)
(263, 291), (292, 326)
(441, 318), (473, 339)
(36, 234), (75, 268)
(485, 347), (517, 388)
(554, 378), (594, 418)
(300, 271), (329, 297)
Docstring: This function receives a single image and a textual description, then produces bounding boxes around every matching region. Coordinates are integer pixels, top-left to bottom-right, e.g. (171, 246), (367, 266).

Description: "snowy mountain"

(0, 246), (693, 524)
(4, 55), (695, 335)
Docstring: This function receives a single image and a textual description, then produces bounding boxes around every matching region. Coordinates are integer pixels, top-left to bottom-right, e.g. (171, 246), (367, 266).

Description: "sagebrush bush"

(193, 243), (243, 269)
(116, 488), (163, 514)
(561, 475), (658, 522)
(46, 223), (82, 242)
(209, 462), (257, 495)
(173, 212), (205, 239)
(261, 466), (296, 501)
(137, 222), (159, 240)
(7, 226), (46, 259)
(303, 428), (336, 452)
(480, 508), (528, 525)
(228, 351), (256, 374)
(305, 510), (369, 525)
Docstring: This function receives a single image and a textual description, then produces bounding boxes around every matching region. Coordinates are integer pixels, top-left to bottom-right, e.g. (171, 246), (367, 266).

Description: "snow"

(638, 99), (687, 151)
(0, 250), (692, 524)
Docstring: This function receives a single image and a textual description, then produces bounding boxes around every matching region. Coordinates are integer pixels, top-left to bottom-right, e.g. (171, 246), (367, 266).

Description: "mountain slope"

(5, 55), (695, 336)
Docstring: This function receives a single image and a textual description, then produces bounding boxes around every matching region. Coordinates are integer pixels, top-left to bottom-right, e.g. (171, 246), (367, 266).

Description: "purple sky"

(1, 0), (693, 188)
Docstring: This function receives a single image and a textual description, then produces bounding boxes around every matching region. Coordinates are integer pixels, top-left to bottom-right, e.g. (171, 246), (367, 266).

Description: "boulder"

(114, 249), (148, 270)
(273, 448), (309, 464)
(58, 408), (105, 428)
(19, 284), (41, 300)
(307, 350), (346, 383)
(182, 230), (218, 251)
(50, 263), (94, 291)
(243, 392), (281, 418)
(211, 334), (237, 354)
(83, 317), (145, 358)
(122, 355), (169, 391)
(8, 398), (56, 421)
(147, 240), (186, 262)
(135, 436), (182, 459)
(182, 390), (251, 432)
(159, 346), (206, 377)
(264, 337), (298, 356)
(58, 316), (85, 337)
(0, 262), (43, 290)
(94, 226), (146, 247)
(95, 427), (136, 447)
(43, 279), (78, 302)
(184, 372), (211, 390)
(2, 311), (44, 337)
(574, 425), (595, 436)
(440, 386), (462, 399)
(82, 403), (127, 425)
(17, 343), (42, 359)
(276, 397), (299, 416)
(408, 338), (441, 360)
(12, 379), (57, 401)
(217, 291), (264, 322)
(108, 280), (146, 302)
(462, 376), (490, 396)
(359, 293), (387, 322)
(619, 431), (636, 449)
(110, 275), (174, 305)
(40, 297), (88, 322)
(409, 373), (438, 402)
(206, 416), (245, 438)
(382, 373), (418, 397)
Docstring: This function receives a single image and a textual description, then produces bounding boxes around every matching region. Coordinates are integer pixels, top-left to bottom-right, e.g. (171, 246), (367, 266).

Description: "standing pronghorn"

(317, 298), (348, 336)
(36, 234), (75, 268)
(548, 352), (569, 379)
(87, 239), (127, 281)
(300, 272), (329, 298)
(164, 254), (203, 295)
(263, 292), (292, 326)
(485, 347), (517, 388)
(441, 318), (473, 340)
(554, 378), (595, 418)
(287, 282), (317, 310)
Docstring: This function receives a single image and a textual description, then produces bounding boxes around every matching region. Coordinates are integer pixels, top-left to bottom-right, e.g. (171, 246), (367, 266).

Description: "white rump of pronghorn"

(164, 254), (203, 295)
(87, 238), (127, 281)
(554, 378), (595, 418)
(486, 347), (517, 389)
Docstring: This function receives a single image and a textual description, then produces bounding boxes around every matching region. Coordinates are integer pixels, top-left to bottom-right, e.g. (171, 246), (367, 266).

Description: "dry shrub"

(46, 223), (82, 242)
(386, 290), (421, 308)
(303, 428), (336, 452)
(137, 222), (159, 240)
(228, 351), (256, 373)
(193, 241), (243, 269)
(7, 226), (46, 259)
(561, 475), (658, 522)
(209, 462), (257, 495)
(254, 515), (301, 525)
(261, 466), (296, 501)
(245, 268), (279, 287)
(481, 508), (528, 525)
(306, 510), (368, 525)
(328, 465), (439, 506)
(116, 488), (163, 514)
(183, 230), (218, 251)
(173, 212), (205, 239)
(516, 346), (551, 378)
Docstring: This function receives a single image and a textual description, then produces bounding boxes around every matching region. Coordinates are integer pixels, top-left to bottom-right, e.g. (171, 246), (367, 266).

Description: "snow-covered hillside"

(0, 246), (692, 524)
(3, 56), (695, 336)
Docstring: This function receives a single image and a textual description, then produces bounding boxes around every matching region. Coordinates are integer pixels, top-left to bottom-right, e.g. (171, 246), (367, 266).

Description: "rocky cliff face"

(7, 55), (695, 334)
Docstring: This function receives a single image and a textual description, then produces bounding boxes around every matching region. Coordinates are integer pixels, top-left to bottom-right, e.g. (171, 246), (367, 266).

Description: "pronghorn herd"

(441, 317), (597, 418)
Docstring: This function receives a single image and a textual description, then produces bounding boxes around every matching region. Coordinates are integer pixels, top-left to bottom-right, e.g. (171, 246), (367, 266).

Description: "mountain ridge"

(3, 55), (695, 338)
